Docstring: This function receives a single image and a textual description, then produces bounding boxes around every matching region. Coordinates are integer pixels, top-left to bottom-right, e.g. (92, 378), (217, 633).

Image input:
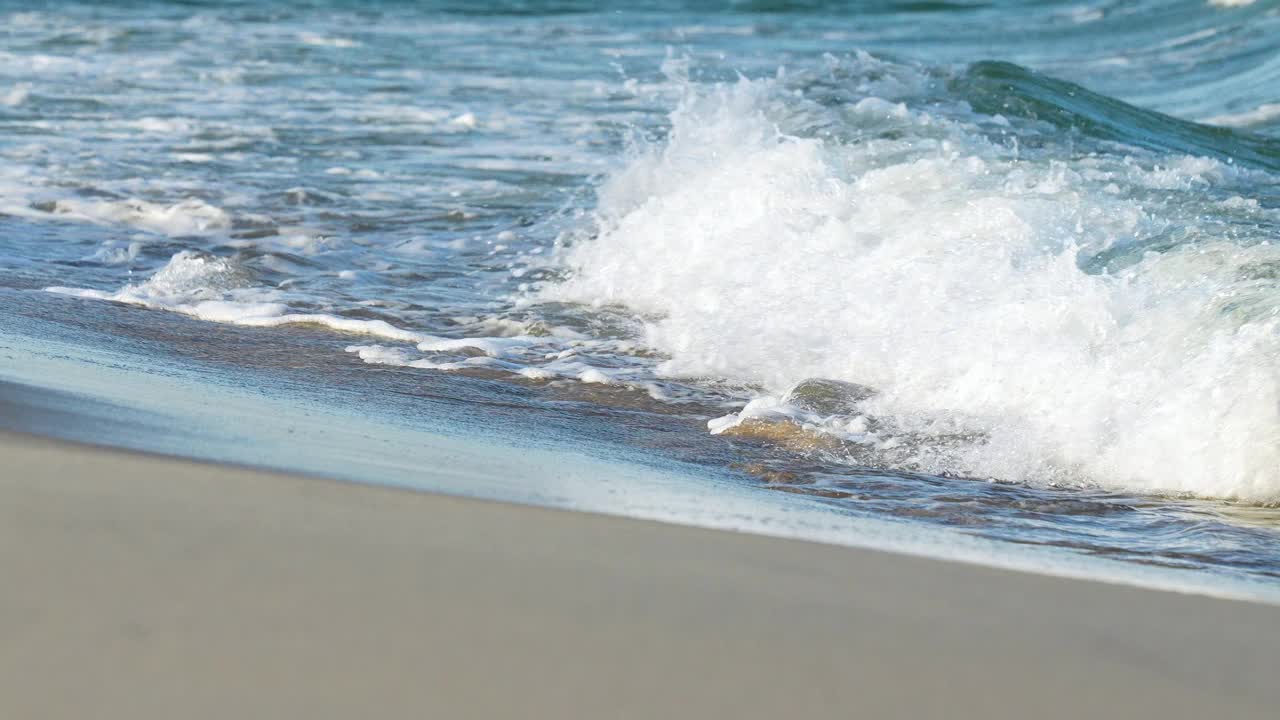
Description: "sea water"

(2, 1), (1279, 592)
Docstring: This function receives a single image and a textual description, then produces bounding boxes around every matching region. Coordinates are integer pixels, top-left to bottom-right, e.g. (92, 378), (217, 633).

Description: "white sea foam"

(345, 336), (651, 387)
(46, 249), (645, 382)
(542, 76), (1280, 502)
(1203, 103), (1280, 128)
(48, 251), (427, 343)
(1, 82), (30, 106)
(48, 198), (231, 237)
(123, 117), (195, 135)
(298, 32), (360, 48)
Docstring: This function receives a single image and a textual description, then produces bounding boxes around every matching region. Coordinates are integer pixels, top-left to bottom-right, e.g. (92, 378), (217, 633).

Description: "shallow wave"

(47, 251), (428, 343)
(540, 57), (1280, 502)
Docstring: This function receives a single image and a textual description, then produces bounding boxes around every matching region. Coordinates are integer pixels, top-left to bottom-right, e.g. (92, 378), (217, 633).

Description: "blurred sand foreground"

(2, 430), (1278, 720)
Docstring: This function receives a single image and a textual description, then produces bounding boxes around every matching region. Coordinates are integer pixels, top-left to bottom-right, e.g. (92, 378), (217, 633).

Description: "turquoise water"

(2, 1), (1279, 589)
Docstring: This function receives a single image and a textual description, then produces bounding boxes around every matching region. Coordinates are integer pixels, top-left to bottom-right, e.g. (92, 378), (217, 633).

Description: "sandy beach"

(5, 3), (1280, 718)
(3, 427), (1279, 720)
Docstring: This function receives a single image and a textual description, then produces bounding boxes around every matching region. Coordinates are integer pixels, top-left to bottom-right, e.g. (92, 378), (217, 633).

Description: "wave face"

(544, 54), (1280, 501)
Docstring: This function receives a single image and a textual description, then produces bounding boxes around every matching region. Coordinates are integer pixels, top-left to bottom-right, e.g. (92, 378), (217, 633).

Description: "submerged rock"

(717, 418), (846, 453)
(782, 378), (875, 417)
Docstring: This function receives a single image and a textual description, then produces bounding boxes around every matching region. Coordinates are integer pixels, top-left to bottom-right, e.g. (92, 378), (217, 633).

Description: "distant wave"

(955, 61), (1280, 172)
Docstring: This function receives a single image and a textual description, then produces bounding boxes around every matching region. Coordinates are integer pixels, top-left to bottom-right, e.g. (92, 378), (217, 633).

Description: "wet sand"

(3, 426), (1280, 719)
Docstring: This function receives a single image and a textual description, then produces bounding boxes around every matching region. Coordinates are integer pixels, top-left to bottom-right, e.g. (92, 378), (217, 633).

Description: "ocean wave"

(540, 57), (1280, 502)
(955, 61), (1280, 172)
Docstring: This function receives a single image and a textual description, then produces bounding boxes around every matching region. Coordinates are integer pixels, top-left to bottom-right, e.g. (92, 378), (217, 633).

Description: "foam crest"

(47, 251), (426, 343)
(543, 74), (1280, 501)
(49, 198), (231, 237)
(345, 335), (657, 388)
(1204, 103), (1280, 129)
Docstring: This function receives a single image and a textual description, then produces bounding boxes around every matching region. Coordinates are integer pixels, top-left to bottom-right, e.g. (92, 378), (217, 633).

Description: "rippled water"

(2, 1), (1279, 586)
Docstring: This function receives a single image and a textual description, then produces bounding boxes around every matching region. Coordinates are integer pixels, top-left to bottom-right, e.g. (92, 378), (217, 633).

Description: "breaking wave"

(542, 56), (1280, 501)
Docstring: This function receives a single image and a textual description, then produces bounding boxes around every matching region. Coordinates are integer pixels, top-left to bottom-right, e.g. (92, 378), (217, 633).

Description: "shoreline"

(4, 428), (1280, 719)
(4, 309), (1280, 604)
